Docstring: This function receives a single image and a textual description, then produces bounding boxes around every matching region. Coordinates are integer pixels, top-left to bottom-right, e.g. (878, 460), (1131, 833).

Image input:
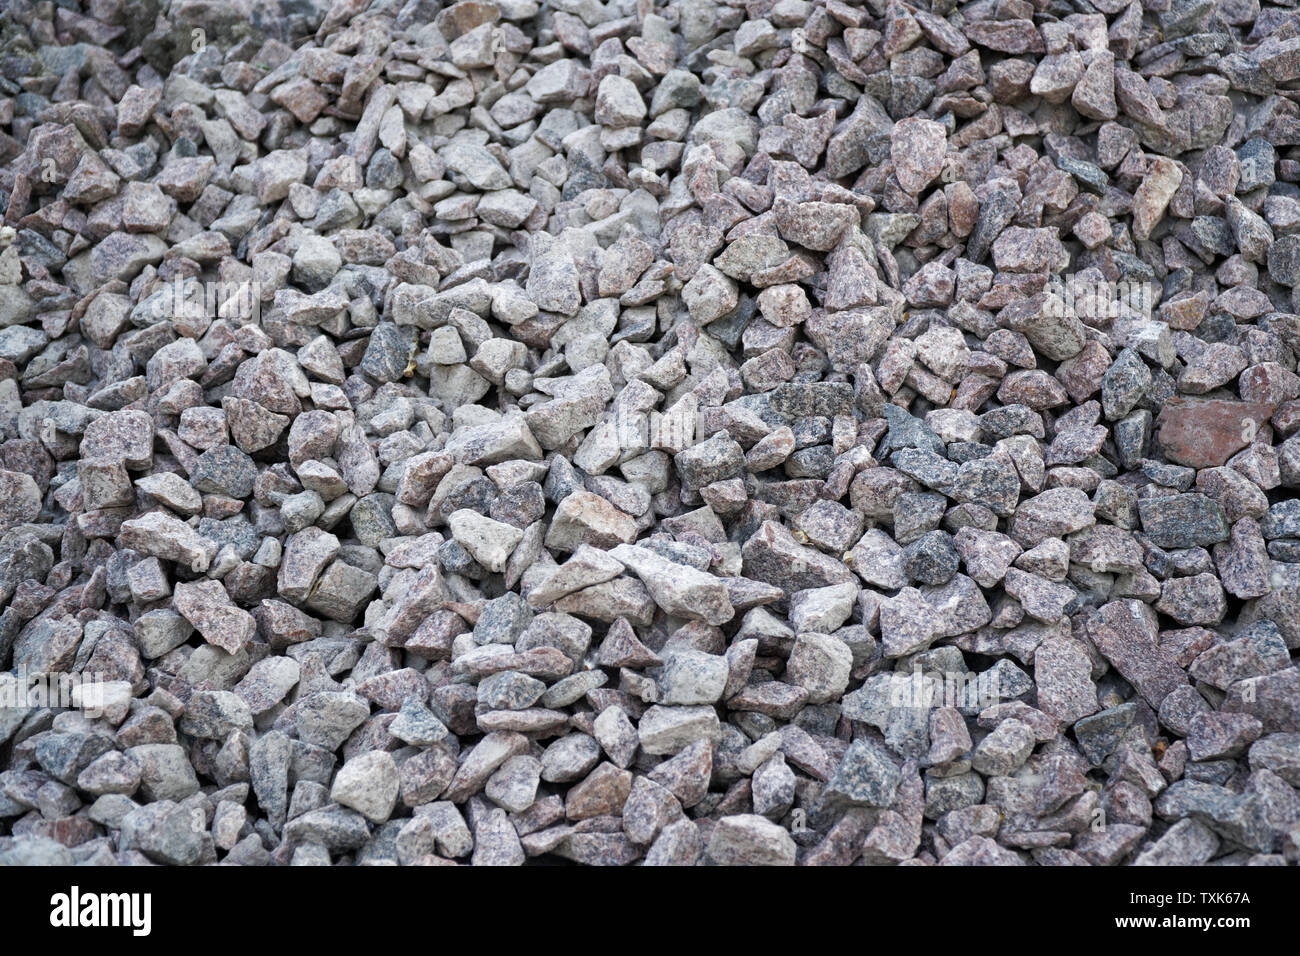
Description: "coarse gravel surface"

(0, 0), (1299, 868)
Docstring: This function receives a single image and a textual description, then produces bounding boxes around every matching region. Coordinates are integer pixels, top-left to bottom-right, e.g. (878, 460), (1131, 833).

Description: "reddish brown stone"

(1156, 397), (1275, 468)
(1055, 340), (1111, 404)
(1158, 292), (1208, 331)
(1275, 400), (1300, 436)
(1239, 362), (1300, 406)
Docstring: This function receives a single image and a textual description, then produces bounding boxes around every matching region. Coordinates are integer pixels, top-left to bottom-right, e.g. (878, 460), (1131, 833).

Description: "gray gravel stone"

(1, 0), (1294, 872)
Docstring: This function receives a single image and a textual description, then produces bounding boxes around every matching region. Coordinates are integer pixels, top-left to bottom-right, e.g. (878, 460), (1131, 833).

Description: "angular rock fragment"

(0, 0), (1294, 873)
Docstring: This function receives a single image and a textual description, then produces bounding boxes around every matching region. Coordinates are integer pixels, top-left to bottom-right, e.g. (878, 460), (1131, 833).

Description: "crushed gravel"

(1, 0), (1299, 866)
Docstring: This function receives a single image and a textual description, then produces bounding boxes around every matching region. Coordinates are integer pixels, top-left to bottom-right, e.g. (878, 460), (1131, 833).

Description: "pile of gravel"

(1, 0), (1299, 867)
